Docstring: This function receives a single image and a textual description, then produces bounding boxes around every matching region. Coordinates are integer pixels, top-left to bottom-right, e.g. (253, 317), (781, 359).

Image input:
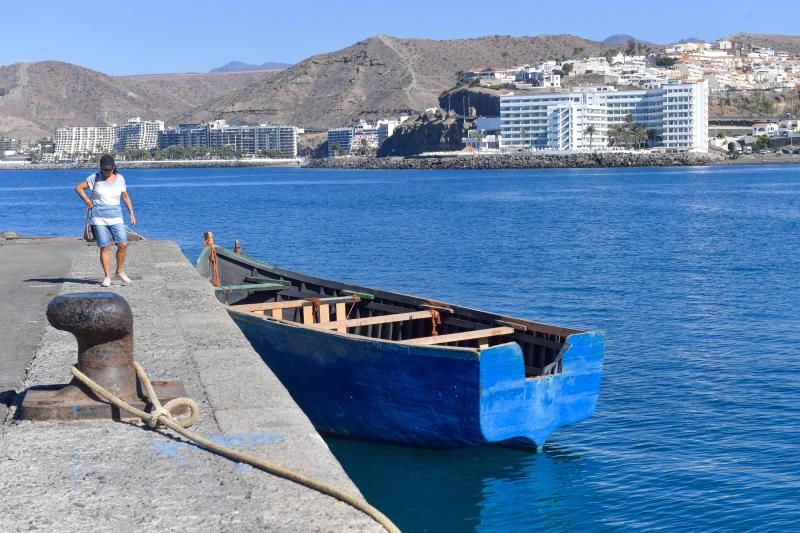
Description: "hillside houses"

(460, 39), (800, 94)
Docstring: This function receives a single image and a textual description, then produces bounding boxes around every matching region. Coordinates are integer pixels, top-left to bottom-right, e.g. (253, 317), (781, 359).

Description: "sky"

(0, 0), (797, 75)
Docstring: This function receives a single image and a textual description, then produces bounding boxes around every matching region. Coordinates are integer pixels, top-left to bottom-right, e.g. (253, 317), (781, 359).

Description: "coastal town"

(2, 37), (800, 165)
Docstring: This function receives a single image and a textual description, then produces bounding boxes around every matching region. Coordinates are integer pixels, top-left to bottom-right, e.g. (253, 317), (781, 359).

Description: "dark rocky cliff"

(438, 87), (501, 117)
(377, 110), (473, 157)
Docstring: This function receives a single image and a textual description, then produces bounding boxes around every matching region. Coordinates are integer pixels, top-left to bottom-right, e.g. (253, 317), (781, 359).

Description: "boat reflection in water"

(327, 436), (593, 532)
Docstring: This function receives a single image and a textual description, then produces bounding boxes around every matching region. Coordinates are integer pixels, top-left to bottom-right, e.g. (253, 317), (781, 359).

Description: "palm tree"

(630, 124), (648, 150)
(519, 128), (527, 151)
(646, 128), (662, 148)
(584, 125), (597, 150)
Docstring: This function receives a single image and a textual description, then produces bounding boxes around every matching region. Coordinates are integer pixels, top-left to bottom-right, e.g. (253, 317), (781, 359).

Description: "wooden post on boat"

(302, 306), (314, 325)
(318, 304), (330, 324)
(335, 302), (347, 333)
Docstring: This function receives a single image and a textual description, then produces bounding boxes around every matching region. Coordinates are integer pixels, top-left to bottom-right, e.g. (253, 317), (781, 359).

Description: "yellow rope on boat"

(70, 363), (400, 533)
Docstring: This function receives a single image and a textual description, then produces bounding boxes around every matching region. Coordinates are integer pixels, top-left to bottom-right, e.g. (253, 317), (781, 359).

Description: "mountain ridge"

(176, 34), (620, 130)
(2, 32), (799, 140)
(209, 61), (292, 73)
(0, 61), (276, 139)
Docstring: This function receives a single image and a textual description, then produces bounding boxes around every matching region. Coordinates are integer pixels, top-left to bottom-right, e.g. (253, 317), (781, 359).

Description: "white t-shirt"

(86, 172), (127, 225)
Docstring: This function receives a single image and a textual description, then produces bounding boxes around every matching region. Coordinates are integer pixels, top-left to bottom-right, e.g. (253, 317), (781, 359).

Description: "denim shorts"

(93, 223), (128, 248)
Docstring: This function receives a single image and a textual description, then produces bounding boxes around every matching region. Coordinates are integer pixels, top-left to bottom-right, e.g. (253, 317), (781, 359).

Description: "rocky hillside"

(726, 33), (800, 54)
(0, 62), (275, 139)
(179, 34), (616, 129)
(710, 90), (798, 117)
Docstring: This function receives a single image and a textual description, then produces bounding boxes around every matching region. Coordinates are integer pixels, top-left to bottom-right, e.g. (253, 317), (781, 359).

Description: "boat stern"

(478, 331), (605, 448)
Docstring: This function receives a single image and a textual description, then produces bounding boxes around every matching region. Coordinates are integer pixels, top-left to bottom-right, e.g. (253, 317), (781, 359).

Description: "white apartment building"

(117, 117), (164, 151)
(55, 117), (164, 156)
(328, 116), (406, 156)
(569, 57), (612, 76)
(54, 126), (117, 156)
(376, 116), (408, 145)
(500, 81), (708, 153)
(158, 121), (303, 158)
(676, 62), (704, 82)
(350, 122), (380, 154)
(327, 128), (355, 157)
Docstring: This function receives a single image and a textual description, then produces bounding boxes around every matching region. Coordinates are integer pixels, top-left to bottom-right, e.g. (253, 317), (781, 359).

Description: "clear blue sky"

(1, 0), (797, 75)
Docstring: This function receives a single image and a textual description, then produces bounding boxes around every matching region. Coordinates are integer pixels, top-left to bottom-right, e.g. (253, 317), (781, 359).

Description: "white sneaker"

(101, 277), (112, 287)
(116, 272), (132, 284)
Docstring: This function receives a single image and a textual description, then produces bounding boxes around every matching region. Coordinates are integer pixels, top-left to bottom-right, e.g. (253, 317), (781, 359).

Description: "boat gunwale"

(227, 306), (485, 359)
(228, 308), (593, 384)
(201, 244), (591, 339)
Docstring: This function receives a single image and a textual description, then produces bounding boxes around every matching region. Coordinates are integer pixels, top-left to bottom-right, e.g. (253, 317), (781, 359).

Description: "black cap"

(99, 154), (115, 170)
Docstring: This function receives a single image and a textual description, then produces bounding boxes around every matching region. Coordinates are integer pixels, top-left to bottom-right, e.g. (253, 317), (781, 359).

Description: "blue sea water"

(1, 165), (799, 531)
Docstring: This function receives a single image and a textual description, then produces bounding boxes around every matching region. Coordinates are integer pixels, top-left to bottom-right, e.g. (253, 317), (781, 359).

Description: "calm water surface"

(2, 165), (799, 531)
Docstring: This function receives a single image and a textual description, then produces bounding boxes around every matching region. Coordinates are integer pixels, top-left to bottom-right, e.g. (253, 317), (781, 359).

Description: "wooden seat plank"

(230, 295), (357, 313)
(313, 310), (433, 331)
(405, 327), (515, 346)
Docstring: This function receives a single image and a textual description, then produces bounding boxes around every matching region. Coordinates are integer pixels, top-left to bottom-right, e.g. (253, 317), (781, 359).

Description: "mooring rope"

(204, 236), (221, 287)
(70, 364), (400, 533)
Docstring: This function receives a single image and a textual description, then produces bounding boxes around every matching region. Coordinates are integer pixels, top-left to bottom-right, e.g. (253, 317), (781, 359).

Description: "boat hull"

(231, 310), (604, 448)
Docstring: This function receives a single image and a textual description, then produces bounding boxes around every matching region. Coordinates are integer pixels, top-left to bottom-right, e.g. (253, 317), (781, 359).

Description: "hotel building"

(327, 128), (355, 157)
(54, 126), (117, 156)
(158, 121), (304, 158)
(118, 117), (164, 151)
(54, 117), (164, 156)
(499, 81), (708, 152)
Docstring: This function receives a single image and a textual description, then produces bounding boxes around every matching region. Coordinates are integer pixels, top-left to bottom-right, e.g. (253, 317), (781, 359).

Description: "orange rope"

(346, 294), (360, 319)
(429, 310), (441, 336)
(204, 235), (220, 287)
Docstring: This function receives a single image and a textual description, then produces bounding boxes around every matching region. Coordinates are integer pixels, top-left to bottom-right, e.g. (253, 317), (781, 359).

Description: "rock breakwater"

(305, 151), (723, 170)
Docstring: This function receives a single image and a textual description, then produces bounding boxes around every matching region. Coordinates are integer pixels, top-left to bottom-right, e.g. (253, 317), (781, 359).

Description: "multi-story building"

(117, 117), (164, 151)
(328, 117), (406, 157)
(0, 137), (18, 152)
(499, 81), (708, 152)
(342, 120), (381, 155)
(54, 126), (117, 156)
(327, 128), (355, 157)
(55, 117), (164, 156)
(376, 117), (408, 146)
(158, 121), (303, 158)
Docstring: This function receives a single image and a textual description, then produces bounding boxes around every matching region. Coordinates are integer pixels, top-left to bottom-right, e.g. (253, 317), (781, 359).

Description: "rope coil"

(69, 364), (399, 533)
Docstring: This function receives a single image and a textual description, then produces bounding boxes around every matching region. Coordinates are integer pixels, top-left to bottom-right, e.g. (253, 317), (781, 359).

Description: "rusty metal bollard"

(18, 292), (187, 422)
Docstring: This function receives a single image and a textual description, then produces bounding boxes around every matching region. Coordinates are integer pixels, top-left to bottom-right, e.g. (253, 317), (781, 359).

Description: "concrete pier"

(0, 237), (381, 531)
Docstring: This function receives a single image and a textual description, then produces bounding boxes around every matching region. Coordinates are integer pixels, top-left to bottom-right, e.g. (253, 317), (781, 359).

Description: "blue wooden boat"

(197, 237), (604, 448)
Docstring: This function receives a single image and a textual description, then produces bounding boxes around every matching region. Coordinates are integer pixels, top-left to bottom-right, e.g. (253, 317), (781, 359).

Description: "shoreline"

(0, 158), (302, 171)
(2, 153), (799, 171)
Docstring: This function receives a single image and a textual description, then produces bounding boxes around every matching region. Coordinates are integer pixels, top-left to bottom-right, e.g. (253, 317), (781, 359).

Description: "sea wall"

(306, 151), (723, 170)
